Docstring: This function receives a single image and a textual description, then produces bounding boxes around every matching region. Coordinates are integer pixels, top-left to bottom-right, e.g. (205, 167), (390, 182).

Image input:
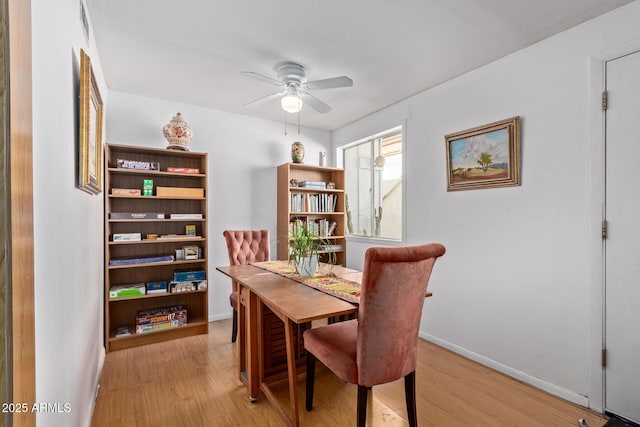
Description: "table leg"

(237, 285), (246, 382)
(284, 318), (300, 427)
(246, 289), (260, 401)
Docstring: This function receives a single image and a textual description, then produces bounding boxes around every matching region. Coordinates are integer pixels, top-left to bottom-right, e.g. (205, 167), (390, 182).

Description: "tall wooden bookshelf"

(277, 162), (346, 266)
(104, 143), (208, 352)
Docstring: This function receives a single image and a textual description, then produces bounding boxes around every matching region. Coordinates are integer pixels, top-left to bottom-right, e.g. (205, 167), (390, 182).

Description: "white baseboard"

(209, 312), (233, 322)
(85, 347), (105, 427)
(420, 332), (589, 408)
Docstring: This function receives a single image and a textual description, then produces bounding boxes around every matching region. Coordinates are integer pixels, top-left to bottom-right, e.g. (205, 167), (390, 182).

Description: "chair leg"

(305, 352), (316, 411)
(357, 385), (368, 427)
(231, 309), (238, 343)
(404, 371), (417, 427)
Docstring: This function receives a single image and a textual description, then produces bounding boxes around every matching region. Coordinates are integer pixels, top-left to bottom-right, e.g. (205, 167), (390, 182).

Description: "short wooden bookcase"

(277, 162), (346, 266)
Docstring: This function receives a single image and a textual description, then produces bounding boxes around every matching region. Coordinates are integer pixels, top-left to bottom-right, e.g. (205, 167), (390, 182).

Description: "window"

(340, 126), (403, 240)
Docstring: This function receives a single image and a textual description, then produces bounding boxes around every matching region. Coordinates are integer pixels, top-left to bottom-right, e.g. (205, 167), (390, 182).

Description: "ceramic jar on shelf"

(163, 112), (192, 151)
(291, 141), (305, 163)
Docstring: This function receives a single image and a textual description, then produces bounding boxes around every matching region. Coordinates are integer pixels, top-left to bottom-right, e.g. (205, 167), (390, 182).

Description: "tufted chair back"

(222, 230), (270, 342)
(223, 229), (270, 267)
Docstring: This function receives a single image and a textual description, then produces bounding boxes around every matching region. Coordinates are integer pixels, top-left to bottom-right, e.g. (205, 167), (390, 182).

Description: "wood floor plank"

(91, 319), (607, 426)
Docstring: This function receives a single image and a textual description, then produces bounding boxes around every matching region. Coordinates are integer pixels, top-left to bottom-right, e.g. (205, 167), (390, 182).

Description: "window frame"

(337, 123), (406, 244)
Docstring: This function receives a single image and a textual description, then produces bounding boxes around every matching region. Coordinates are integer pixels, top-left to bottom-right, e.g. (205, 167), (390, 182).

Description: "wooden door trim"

(7, 0), (36, 425)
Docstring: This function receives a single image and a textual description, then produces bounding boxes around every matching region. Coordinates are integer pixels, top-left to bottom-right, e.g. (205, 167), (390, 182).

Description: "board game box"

(136, 305), (187, 326)
(109, 283), (145, 299)
(136, 320), (185, 334)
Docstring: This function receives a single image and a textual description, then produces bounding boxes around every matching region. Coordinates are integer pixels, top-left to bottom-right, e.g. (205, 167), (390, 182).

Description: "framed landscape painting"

(79, 48), (104, 195)
(445, 116), (521, 191)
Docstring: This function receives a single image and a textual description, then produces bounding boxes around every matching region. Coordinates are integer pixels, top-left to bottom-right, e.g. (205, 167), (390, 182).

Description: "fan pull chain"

(284, 113), (288, 135)
(284, 111), (301, 135)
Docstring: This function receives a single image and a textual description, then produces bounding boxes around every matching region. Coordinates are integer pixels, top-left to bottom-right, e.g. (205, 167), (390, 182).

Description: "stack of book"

(115, 326), (131, 337)
(290, 193), (338, 213)
(170, 213), (203, 219)
(318, 244), (343, 251)
(298, 180), (326, 189)
(135, 305), (187, 334)
(288, 219), (337, 237)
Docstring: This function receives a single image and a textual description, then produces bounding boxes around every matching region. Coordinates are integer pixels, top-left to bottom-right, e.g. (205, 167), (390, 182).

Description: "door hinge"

(602, 219), (608, 239)
(602, 348), (607, 368)
(602, 90), (608, 111)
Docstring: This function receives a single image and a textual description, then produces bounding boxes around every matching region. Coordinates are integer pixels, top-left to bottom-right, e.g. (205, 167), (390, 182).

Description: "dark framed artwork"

(79, 48), (103, 194)
(445, 116), (521, 191)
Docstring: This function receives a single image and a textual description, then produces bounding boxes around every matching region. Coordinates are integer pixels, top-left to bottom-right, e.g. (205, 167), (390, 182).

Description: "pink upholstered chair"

(223, 230), (270, 343)
(304, 243), (446, 426)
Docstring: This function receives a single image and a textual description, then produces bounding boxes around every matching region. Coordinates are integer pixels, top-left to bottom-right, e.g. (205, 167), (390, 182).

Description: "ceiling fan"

(240, 61), (353, 114)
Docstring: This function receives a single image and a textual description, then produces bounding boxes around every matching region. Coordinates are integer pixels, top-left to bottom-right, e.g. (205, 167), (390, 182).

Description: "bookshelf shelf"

(104, 143), (209, 352)
(108, 320), (208, 340)
(289, 211), (345, 215)
(107, 321), (209, 351)
(108, 195), (206, 200)
(108, 218), (206, 223)
(108, 167), (206, 179)
(107, 259), (207, 270)
(277, 163), (346, 266)
(290, 187), (345, 193)
(108, 237), (206, 246)
(108, 288), (207, 303)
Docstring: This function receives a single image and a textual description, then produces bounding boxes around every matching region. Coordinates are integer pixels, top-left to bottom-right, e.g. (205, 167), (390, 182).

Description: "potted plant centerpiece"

(289, 220), (335, 277)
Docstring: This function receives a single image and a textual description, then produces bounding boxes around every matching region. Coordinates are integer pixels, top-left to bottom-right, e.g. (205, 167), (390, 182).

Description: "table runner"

(250, 260), (361, 304)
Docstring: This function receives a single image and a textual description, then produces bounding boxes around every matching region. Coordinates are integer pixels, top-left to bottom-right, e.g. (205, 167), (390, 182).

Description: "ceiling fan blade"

(240, 71), (283, 86)
(243, 90), (287, 108)
(301, 93), (331, 113)
(305, 76), (353, 90)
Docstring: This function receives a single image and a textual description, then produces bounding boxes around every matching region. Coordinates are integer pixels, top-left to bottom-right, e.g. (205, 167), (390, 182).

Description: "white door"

(605, 50), (640, 424)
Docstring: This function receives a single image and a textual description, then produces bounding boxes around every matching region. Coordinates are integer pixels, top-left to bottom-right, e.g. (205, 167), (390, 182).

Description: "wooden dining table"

(216, 263), (360, 427)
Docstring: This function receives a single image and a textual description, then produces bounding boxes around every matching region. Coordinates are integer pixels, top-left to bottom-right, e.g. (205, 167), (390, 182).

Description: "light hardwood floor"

(91, 319), (608, 426)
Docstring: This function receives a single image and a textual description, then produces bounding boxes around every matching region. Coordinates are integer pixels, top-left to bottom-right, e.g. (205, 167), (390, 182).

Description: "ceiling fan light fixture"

(281, 94), (303, 113)
(242, 61), (351, 114)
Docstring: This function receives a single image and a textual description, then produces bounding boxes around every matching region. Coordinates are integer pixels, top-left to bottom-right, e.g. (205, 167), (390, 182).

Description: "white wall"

(333, 1), (640, 410)
(31, 1), (107, 426)
(105, 91), (332, 320)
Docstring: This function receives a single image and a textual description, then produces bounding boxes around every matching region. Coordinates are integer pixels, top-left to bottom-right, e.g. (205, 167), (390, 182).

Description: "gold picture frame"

(79, 48), (103, 194)
(445, 116), (521, 191)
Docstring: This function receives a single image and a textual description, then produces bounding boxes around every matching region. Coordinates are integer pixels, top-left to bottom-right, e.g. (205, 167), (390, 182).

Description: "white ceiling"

(87, 0), (631, 131)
